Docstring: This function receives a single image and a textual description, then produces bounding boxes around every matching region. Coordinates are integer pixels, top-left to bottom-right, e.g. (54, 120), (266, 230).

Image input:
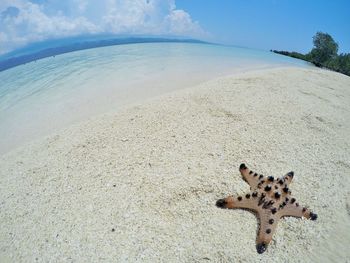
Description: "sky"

(0, 0), (349, 55)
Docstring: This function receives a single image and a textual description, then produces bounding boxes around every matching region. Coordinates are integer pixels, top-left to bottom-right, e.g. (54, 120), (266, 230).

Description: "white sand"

(0, 67), (350, 262)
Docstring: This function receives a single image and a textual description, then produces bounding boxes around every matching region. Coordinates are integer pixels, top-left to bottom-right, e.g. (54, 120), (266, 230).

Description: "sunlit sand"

(1, 67), (349, 262)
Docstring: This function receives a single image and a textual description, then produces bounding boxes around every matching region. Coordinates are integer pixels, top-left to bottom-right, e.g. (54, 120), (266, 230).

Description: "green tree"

(308, 32), (338, 66)
(326, 53), (350, 76)
(273, 31), (350, 76)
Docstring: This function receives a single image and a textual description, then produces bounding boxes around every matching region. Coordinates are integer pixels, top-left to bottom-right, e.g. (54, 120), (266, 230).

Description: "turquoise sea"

(0, 42), (311, 154)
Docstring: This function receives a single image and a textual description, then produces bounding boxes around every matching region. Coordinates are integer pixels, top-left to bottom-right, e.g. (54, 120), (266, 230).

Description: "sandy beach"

(1, 67), (350, 262)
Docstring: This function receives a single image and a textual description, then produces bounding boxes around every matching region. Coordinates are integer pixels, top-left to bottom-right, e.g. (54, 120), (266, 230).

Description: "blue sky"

(0, 0), (349, 55)
(176, 0), (350, 53)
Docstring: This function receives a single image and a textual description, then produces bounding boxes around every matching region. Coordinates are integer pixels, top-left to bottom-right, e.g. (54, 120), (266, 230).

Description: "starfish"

(216, 163), (317, 254)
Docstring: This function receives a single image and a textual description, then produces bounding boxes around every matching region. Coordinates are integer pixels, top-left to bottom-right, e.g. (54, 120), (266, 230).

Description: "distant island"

(272, 32), (350, 77)
(0, 37), (207, 72)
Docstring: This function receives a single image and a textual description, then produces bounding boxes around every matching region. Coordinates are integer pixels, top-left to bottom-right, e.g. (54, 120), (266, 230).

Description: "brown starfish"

(216, 163), (317, 254)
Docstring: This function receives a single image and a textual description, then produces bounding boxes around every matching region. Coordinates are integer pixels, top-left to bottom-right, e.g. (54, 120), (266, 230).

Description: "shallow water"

(0, 42), (311, 154)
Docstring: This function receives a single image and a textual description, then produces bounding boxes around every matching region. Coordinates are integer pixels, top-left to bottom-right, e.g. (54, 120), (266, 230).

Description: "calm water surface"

(0, 42), (311, 154)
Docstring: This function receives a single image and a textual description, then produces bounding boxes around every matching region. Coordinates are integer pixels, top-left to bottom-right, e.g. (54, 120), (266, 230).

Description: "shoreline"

(0, 65), (310, 156)
(1, 67), (350, 262)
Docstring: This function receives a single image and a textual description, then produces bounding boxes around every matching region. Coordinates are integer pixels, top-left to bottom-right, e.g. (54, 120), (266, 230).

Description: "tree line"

(272, 32), (350, 76)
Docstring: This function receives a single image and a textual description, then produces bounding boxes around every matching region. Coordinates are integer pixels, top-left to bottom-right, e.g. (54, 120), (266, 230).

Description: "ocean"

(0, 42), (311, 154)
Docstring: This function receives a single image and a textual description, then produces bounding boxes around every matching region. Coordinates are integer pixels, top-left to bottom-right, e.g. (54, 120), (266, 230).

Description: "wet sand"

(0, 67), (350, 262)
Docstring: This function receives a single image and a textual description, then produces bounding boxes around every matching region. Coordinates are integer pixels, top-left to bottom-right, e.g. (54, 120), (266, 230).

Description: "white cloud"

(165, 9), (204, 37)
(0, 0), (206, 55)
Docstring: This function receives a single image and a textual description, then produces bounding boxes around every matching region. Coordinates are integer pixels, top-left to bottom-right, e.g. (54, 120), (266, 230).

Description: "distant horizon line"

(0, 36), (214, 72)
(0, 35), (293, 73)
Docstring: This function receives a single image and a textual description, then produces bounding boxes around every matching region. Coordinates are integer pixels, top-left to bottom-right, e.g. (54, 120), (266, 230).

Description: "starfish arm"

(279, 201), (318, 220)
(239, 163), (263, 189)
(256, 209), (280, 254)
(216, 194), (258, 211)
(282, 171), (294, 186)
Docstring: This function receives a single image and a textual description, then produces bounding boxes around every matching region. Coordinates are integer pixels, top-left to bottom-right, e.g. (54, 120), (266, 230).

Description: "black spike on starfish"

(216, 163), (317, 254)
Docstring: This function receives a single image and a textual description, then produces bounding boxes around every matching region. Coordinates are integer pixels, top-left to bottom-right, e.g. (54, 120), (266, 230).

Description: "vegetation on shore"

(272, 32), (350, 76)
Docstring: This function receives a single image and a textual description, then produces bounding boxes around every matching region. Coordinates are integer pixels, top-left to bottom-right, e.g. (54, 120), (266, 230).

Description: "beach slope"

(1, 67), (350, 262)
